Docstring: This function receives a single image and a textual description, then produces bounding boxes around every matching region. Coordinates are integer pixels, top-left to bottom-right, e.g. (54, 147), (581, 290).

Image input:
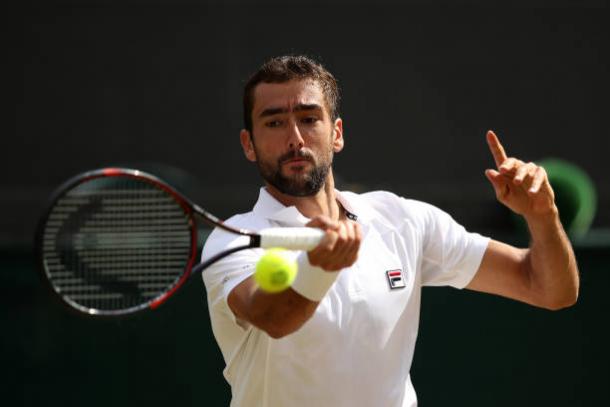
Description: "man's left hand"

(485, 130), (557, 221)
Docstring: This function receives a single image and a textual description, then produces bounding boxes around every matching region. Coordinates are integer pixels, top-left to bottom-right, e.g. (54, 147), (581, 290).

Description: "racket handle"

(259, 227), (324, 250)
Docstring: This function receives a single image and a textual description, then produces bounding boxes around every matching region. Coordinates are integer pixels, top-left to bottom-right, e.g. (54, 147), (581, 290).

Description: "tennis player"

(202, 55), (579, 406)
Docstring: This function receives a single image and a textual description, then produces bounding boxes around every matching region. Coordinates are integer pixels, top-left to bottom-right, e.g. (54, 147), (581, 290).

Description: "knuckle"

(347, 222), (358, 237)
(321, 232), (337, 249)
(311, 214), (325, 222)
(305, 219), (317, 227)
(306, 216), (325, 228)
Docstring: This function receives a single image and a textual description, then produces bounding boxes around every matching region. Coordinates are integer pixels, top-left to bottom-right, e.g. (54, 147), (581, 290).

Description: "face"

(240, 79), (343, 197)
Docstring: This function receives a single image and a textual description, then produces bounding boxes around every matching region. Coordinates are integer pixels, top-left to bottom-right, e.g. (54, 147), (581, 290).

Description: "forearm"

(229, 276), (319, 339)
(524, 206), (579, 309)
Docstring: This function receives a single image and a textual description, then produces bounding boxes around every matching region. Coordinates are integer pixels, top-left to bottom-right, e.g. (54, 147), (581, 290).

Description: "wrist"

(524, 205), (561, 230)
(292, 252), (340, 302)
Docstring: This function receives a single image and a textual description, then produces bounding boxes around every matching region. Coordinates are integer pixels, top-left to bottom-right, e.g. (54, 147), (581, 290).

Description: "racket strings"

(41, 177), (192, 313)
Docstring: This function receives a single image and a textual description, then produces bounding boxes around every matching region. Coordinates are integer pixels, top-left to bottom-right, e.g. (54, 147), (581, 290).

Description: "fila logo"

(386, 269), (406, 289)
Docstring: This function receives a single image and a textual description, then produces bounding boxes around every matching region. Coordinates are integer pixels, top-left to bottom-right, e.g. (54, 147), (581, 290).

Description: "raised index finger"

(486, 130), (508, 168)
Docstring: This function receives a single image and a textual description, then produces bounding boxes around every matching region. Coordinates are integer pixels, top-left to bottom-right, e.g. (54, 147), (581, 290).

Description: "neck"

(264, 171), (342, 221)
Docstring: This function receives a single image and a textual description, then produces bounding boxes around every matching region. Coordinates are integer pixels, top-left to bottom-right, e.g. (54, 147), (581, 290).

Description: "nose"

(286, 118), (305, 150)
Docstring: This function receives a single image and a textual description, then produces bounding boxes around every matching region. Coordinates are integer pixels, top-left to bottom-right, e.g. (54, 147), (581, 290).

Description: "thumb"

(485, 169), (509, 199)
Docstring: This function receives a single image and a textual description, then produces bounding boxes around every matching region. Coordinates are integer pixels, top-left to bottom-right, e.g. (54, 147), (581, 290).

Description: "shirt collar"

(252, 187), (367, 227)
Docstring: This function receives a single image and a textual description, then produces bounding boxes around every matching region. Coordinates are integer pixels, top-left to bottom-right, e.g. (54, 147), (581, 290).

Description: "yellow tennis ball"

(254, 248), (297, 293)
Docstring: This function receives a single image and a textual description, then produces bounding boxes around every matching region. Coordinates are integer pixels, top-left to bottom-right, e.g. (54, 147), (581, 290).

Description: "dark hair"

(243, 55), (340, 132)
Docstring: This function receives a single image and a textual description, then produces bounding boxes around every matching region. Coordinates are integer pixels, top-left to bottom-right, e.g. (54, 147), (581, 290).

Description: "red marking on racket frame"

(147, 185), (198, 310)
(150, 220), (198, 310)
(102, 168), (123, 176)
(101, 167), (195, 228)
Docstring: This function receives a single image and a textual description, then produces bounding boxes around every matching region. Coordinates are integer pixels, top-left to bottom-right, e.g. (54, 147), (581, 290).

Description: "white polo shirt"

(202, 188), (489, 407)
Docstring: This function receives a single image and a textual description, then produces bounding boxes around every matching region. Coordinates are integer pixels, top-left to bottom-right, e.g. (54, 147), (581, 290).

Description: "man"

(202, 55), (579, 406)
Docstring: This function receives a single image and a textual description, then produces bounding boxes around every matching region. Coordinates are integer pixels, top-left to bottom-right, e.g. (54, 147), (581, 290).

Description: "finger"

(343, 221), (362, 264)
(351, 221), (362, 249)
(308, 229), (339, 266)
(520, 170), (535, 192)
(499, 158), (522, 175)
(306, 215), (339, 231)
(513, 162), (536, 185)
(312, 226), (338, 251)
(528, 166), (547, 194)
(485, 169), (510, 200)
(335, 221), (356, 258)
(321, 221), (362, 270)
(325, 222), (352, 269)
(312, 231), (344, 270)
(335, 221), (362, 269)
(333, 222), (350, 253)
(486, 130), (508, 168)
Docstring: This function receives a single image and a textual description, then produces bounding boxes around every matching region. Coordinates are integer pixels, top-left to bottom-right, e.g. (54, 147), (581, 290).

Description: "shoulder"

(201, 211), (267, 289)
(343, 190), (446, 227)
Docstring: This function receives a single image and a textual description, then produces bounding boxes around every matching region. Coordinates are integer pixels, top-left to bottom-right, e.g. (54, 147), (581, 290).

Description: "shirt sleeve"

(414, 201), (490, 289)
(201, 229), (262, 326)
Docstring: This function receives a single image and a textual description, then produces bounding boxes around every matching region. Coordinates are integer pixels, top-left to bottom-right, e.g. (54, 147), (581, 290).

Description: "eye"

(301, 116), (319, 124)
(265, 120), (283, 128)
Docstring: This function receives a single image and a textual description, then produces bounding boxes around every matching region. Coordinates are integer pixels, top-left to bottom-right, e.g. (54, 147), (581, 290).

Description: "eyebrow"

(258, 103), (323, 118)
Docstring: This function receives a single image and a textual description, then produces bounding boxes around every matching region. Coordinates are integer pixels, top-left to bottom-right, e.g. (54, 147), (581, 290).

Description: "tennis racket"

(35, 168), (324, 317)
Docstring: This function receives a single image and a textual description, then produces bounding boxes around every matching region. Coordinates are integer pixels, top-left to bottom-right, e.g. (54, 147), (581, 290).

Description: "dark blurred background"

(4, 0), (609, 406)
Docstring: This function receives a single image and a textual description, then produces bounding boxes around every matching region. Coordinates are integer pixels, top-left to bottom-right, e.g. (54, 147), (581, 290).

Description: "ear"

(240, 129), (257, 162)
(332, 118), (344, 153)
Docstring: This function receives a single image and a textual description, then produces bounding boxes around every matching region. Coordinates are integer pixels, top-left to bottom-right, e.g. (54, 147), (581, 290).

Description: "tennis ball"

(254, 248), (297, 293)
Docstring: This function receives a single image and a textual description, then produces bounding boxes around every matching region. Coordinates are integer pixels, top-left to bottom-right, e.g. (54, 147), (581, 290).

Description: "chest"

(294, 223), (423, 348)
(347, 222), (419, 297)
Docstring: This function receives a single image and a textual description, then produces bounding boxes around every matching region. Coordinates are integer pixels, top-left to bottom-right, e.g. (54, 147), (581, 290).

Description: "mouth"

(281, 152), (314, 166)
(283, 158), (310, 165)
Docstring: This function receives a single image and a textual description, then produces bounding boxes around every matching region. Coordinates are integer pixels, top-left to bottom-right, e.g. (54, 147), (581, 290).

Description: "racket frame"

(34, 168), (258, 317)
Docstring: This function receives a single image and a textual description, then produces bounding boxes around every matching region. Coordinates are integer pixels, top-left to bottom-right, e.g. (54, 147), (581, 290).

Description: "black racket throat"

(192, 243), (254, 276)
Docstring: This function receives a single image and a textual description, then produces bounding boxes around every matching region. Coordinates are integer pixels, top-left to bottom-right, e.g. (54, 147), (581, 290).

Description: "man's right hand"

(305, 215), (362, 271)
(227, 215), (362, 339)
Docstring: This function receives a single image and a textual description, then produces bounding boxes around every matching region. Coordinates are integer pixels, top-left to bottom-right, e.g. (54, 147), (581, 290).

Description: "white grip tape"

(259, 227), (324, 250)
(292, 252), (340, 302)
